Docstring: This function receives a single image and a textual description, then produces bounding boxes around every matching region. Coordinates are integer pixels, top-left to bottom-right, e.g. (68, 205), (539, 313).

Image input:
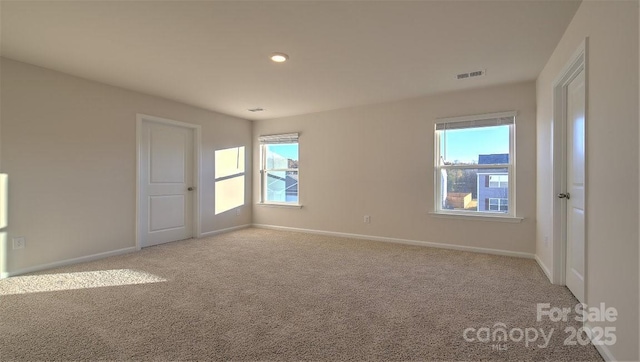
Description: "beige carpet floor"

(0, 228), (601, 361)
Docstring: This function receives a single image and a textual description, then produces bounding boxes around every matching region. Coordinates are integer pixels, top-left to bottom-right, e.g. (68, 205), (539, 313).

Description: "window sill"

(257, 203), (303, 209)
(429, 211), (523, 223)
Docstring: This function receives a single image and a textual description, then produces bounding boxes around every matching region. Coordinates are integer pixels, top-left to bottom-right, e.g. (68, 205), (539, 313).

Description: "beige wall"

(536, 1), (639, 360)
(0, 58), (252, 274)
(253, 81), (537, 255)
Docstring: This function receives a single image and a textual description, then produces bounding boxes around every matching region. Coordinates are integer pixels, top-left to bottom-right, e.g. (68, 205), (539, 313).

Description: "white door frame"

(551, 39), (588, 287)
(136, 114), (202, 250)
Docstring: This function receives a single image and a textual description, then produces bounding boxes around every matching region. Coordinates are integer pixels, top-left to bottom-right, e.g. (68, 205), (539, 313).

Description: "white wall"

(253, 81), (537, 255)
(0, 58), (252, 274)
(536, 1), (639, 360)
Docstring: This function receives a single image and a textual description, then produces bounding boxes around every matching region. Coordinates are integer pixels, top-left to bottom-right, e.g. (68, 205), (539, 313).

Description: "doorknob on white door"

(188, 187), (195, 191)
(557, 192), (570, 199)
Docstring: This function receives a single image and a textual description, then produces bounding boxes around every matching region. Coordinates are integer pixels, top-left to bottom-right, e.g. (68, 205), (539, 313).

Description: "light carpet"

(0, 228), (602, 360)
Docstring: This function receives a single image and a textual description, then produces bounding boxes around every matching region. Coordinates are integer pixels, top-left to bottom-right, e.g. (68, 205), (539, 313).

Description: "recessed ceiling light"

(270, 53), (289, 63)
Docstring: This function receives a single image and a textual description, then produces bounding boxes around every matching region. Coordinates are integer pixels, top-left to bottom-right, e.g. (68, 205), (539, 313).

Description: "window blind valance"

(258, 133), (299, 144)
(435, 112), (516, 131)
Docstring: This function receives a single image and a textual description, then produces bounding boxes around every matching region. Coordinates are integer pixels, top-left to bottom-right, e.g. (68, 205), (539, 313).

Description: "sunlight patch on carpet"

(0, 269), (166, 295)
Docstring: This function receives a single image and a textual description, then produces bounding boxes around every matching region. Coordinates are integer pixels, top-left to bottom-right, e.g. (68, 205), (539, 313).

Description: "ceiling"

(0, 0), (581, 121)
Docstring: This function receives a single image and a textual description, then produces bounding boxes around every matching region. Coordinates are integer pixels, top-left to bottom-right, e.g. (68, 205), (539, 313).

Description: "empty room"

(0, 0), (638, 360)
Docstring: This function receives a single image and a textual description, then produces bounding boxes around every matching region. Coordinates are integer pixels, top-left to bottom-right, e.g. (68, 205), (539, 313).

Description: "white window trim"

(256, 202), (303, 209)
(428, 211), (523, 223)
(258, 133), (301, 206)
(433, 111), (517, 219)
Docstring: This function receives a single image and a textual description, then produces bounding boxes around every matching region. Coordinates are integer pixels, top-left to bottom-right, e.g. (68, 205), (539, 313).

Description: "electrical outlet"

(236, 208), (241, 216)
(12, 237), (25, 250)
(544, 236), (549, 247)
(364, 215), (371, 224)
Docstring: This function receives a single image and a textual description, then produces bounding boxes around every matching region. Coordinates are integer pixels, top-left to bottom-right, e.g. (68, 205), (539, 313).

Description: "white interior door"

(564, 68), (586, 302)
(140, 120), (194, 247)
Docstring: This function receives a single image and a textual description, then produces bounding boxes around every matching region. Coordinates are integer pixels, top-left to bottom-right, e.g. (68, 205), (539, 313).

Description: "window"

(488, 198), (508, 212)
(259, 133), (299, 205)
(434, 112), (515, 216)
(488, 175), (508, 188)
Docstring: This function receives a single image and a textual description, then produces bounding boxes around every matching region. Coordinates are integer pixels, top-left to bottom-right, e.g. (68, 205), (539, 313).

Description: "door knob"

(188, 187), (194, 191)
(557, 192), (570, 199)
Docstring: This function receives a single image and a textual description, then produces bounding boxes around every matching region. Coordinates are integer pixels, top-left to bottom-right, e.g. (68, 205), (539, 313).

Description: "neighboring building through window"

(259, 133), (299, 205)
(434, 112), (515, 216)
(488, 174), (508, 188)
(488, 198), (508, 212)
(477, 154), (509, 213)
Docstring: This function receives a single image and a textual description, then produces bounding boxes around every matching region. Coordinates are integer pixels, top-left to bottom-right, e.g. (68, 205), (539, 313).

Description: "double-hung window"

(434, 112), (515, 217)
(259, 133), (300, 205)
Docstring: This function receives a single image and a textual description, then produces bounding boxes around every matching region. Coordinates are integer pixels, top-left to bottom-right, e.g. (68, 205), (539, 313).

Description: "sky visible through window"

(441, 125), (509, 164)
(268, 128), (507, 165)
(268, 144), (298, 162)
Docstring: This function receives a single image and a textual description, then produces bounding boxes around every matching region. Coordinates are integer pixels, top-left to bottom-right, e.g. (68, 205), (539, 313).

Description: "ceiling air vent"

(456, 69), (486, 80)
(248, 108), (265, 112)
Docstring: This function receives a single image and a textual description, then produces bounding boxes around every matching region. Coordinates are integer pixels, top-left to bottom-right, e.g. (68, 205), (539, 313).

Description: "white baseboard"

(535, 255), (552, 282)
(4, 246), (138, 278)
(252, 224), (534, 259)
(200, 224), (251, 238)
(584, 323), (616, 361)
(1, 224), (251, 279)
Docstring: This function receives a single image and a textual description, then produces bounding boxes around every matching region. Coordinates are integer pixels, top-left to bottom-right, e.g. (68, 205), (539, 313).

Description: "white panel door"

(140, 121), (194, 247)
(565, 69), (586, 303)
